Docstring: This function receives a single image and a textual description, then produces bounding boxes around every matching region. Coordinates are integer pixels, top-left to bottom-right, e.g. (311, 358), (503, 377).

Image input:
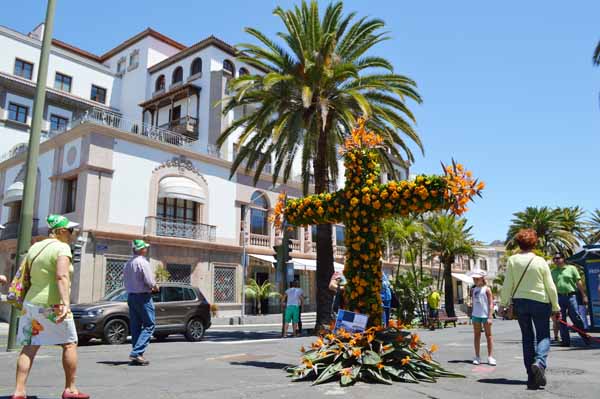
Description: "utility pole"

(6, 0), (57, 351)
(240, 206), (248, 323)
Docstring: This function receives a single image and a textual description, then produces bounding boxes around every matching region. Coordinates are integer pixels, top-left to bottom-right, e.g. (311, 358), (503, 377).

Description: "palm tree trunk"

(314, 125), (334, 332)
(443, 260), (456, 318)
(257, 296), (262, 315)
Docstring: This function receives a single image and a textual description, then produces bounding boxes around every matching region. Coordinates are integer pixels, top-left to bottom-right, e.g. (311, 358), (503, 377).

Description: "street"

(1, 320), (599, 399)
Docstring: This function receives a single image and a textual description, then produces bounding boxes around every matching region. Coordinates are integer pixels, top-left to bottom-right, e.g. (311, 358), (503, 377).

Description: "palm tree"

(594, 41), (600, 66)
(506, 206), (579, 256)
(424, 213), (476, 318)
(587, 209), (600, 245)
(244, 279), (281, 315)
(556, 206), (588, 242)
(219, 0), (423, 328)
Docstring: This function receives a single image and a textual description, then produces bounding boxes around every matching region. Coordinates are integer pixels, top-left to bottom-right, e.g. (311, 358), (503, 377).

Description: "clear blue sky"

(2, 1), (599, 243)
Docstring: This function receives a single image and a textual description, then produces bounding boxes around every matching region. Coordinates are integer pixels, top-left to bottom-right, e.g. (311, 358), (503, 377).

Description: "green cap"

(132, 239), (150, 251)
(47, 214), (79, 230)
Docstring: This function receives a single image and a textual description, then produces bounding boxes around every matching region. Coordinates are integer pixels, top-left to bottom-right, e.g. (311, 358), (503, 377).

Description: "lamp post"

(6, 0), (57, 351)
(240, 206), (249, 323)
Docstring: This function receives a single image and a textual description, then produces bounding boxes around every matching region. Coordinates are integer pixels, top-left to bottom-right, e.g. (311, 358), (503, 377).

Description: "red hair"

(515, 229), (538, 251)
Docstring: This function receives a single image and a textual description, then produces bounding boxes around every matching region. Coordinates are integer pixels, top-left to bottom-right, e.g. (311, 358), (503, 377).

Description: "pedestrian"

(427, 288), (441, 331)
(500, 229), (560, 390)
(381, 272), (392, 327)
(123, 239), (158, 366)
(11, 215), (89, 399)
(575, 290), (589, 330)
(550, 253), (590, 346)
(281, 280), (304, 337)
(329, 271), (347, 317)
(468, 269), (496, 366)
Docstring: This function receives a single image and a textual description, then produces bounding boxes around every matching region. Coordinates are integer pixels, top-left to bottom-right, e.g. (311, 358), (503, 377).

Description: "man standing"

(123, 239), (158, 365)
(381, 273), (392, 327)
(428, 288), (441, 331)
(281, 280), (304, 338)
(551, 253), (590, 347)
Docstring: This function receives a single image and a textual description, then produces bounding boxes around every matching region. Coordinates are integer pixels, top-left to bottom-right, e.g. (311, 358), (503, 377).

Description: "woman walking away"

(501, 229), (560, 391)
(12, 215), (89, 399)
(468, 269), (495, 366)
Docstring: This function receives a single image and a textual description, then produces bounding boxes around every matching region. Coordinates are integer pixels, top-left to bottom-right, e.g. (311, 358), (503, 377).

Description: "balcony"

(249, 233), (270, 247)
(144, 217), (216, 242)
(0, 219), (39, 240)
(158, 116), (198, 139)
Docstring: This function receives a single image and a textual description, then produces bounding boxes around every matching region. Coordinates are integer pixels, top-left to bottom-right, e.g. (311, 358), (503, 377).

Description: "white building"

(0, 23), (409, 321)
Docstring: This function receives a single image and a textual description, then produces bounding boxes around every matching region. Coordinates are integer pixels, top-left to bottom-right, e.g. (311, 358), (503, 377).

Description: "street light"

(6, 0), (57, 351)
(240, 205), (249, 323)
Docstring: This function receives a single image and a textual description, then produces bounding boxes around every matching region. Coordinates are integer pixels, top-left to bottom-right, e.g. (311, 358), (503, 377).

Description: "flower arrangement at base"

(286, 321), (463, 386)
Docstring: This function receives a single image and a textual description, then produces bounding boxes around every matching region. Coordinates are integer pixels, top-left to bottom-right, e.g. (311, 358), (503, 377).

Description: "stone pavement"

(0, 320), (598, 398)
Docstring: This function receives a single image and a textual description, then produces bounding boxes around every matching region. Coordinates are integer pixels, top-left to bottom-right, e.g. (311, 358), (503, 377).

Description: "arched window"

(155, 75), (165, 92)
(172, 66), (183, 84)
(223, 59), (235, 76)
(190, 58), (202, 76)
(239, 67), (249, 76)
(250, 191), (269, 236)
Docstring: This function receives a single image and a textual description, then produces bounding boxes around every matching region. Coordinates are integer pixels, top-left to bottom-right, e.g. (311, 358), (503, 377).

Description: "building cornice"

(100, 28), (186, 61)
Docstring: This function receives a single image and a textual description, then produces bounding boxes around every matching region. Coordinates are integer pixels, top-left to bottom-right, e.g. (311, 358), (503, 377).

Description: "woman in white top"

(469, 269), (496, 366)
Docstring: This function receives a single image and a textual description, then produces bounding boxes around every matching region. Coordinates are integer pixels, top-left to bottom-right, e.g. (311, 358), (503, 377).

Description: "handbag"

(506, 255), (536, 320)
(6, 240), (56, 310)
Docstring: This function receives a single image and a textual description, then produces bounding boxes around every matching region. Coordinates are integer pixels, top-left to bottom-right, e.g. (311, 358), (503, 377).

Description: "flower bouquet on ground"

(286, 320), (463, 386)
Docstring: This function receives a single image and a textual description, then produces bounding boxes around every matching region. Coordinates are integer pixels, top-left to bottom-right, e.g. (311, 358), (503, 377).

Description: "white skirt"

(17, 302), (78, 346)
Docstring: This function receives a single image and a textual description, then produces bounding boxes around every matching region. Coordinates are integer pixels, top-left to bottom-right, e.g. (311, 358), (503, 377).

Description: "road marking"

(205, 353), (247, 361)
(212, 323), (315, 328)
(199, 338), (284, 345)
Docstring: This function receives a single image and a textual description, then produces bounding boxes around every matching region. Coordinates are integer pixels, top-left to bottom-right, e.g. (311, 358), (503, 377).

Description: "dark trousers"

(514, 298), (551, 379)
(558, 294), (586, 345)
(128, 293), (156, 357)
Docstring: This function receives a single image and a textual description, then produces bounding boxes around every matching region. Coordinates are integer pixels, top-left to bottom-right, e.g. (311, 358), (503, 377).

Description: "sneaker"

(472, 357), (481, 365)
(488, 356), (497, 366)
(531, 362), (546, 387)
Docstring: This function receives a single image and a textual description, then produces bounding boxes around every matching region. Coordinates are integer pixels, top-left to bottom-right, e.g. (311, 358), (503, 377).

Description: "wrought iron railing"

(144, 217), (216, 242)
(0, 219), (39, 240)
(77, 108), (196, 147)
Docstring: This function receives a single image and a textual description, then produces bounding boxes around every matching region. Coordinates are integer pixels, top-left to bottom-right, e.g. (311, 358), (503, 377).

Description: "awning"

(158, 176), (205, 203)
(451, 272), (474, 285)
(3, 181), (23, 206)
(249, 254), (344, 272)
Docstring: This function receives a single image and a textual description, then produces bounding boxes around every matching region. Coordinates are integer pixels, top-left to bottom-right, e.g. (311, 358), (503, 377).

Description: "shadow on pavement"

(478, 378), (526, 385)
(447, 360), (476, 365)
(230, 360), (292, 370)
(97, 360), (131, 366)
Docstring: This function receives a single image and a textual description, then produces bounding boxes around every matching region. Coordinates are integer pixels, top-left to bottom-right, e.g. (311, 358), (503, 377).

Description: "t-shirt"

(123, 255), (156, 294)
(472, 286), (490, 318)
(551, 265), (580, 295)
(24, 239), (73, 306)
(285, 287), (304, 306)
(428, 291), (441, 309)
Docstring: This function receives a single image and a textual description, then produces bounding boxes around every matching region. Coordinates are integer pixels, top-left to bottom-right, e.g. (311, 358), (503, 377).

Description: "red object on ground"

(558, 319), (600, 344)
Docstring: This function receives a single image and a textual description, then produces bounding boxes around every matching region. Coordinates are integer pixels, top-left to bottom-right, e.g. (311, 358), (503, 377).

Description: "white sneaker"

(488, 356), (497, 366)
(473, 357), (481, 365)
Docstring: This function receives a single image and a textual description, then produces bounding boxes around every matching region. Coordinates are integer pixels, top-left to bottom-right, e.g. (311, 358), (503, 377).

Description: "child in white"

(469, 269), (496, 366)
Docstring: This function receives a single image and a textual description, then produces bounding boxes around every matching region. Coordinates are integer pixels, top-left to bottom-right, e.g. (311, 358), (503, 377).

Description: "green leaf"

(364, 368), (393, 385)
(313, 362), (343, 386)
(361, 350), (381, 366)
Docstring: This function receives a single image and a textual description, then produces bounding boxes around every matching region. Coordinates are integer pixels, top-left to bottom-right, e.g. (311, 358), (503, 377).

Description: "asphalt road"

(0, 320), (599, 399)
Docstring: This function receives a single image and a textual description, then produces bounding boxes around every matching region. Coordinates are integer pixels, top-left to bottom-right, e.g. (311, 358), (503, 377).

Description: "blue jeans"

(558, 294), (586, 345)
(128, 293), (156, 357)
(514, 298), (551, 378)
(382, 301), (391, 327)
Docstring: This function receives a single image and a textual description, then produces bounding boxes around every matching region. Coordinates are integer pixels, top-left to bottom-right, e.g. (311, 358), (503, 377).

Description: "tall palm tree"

(556, 206), (588, 242)
(244, 279), (281, 315)
(424, 213), (476, 318)
(506, 206), (579, 256)
(587, 209), (600, 245)
(219, 1), (423, 327)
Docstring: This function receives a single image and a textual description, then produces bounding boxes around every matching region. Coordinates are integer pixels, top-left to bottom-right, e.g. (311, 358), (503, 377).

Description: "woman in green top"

(12, 215), (89, 399)
(501, 229), (560, 391)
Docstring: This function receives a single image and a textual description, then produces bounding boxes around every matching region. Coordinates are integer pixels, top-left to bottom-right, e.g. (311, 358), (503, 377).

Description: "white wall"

(36, 149), (54, 227)
(61, 138), (81, 173)
(0, 126), (29, 152)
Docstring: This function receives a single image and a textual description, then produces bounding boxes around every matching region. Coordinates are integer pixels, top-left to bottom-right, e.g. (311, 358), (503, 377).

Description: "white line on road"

(199, 338), (285, 345)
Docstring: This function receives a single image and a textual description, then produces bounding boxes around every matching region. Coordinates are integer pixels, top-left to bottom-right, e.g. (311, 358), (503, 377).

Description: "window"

(335, 225), (345, 247)
(8, 103), (28, 124)
(184, 288), (197, 301)
(172, 66), (183, 85)
(223, 60), (235, 75)
(238, 67), (249, 76)
(90, 85), (107, 104)
(170, 105), (181, 122)
(213, 266), (236, 303)
(50, 114), (69, 132)
(129, 50), (139, 68)
(250, 191), (269, 236)
(162, 286), (186, 302)
(156, 198), (198, 223)
(480, 259), (488, 271)
(54, 72), (72, 92)
(63, 177), (77, 213)
(166, 264), (192, 284)
(190, 58), (202, 76)
(104, 259), (126, 295)
(14, 59), (33, 80)
(117, 58), (126, 74)
(155, 75), (165, 92)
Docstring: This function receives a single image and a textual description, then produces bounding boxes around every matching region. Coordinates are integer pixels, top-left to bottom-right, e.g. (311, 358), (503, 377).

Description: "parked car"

(71, 283), (211, 345)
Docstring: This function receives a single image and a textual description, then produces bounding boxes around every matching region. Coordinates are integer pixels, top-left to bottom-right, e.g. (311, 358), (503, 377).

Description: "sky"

(1, 1), (599, 243)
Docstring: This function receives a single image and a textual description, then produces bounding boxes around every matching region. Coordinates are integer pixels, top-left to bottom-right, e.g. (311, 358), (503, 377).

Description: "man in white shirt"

(282, 280), (304, 337)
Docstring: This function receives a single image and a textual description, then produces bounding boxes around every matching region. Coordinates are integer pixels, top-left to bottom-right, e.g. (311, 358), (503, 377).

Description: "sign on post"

(334, 309), (369, 333)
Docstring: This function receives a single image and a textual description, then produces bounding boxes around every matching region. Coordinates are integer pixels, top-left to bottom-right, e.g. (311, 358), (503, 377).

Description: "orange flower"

(430, 344), (439, 353)
(376, 362), (385, 369)
(311, 337), (324, 349)
(340, 367), (353, 377)
(303, 359), (314, 369)
(410, 334), (420, 349)
(352, 348), (362, 357)
(300, 345), (306, 353)
(401, 356), (411, 366)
